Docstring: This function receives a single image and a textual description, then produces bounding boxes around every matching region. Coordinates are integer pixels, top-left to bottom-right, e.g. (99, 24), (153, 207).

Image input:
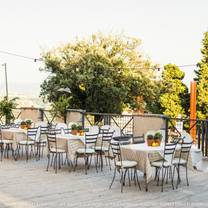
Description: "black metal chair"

(95, 131), (114, 171)
(109, 140), (141, 192)
(63, 128), (71, 134)
(173, 140), (193, 188)
(132, 135), (145, 144)
(151, 142), (177, 192)
(46, 131), (71, 173)
(17, 128), (38, 161)
(74, 133), (98, 174)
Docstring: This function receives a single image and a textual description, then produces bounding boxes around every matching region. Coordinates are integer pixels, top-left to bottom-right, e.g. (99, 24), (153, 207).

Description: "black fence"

(1, 108), (208, 157)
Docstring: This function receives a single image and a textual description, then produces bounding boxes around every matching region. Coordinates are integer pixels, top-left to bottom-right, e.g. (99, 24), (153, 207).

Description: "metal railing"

(2, 107), (208, 157)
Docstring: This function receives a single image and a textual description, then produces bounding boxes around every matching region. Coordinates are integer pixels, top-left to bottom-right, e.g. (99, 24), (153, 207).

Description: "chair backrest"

(132, 135), (145, 144)
(85, 133), (98, 149)
(179, 140), (193, 162)
(87, 126), (99, 134)
(110, 140), (122, 164)
(99, 131), (114, 151)
(100, 125), (110, 133)
(63, 128), (71, 135)
(109, 125), (121, 137)
(181, 130), (193, 142)
(35, 121), (48, 128)
(56, 123), (67, 130)
(35, 127), (41, 142)
(47, 131), (57, 152)
(163, 142), (177, 164)
(27, 128), (38, 141)
(0, 124), (11, 129)
(102, 131), (114, 142)
(48, 127), (62, 135)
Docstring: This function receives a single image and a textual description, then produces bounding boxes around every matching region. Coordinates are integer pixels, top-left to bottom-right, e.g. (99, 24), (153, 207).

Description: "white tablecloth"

(1, 128), (27, 149)
(56, 134), (85, 161)
(121, 143), (193, 184)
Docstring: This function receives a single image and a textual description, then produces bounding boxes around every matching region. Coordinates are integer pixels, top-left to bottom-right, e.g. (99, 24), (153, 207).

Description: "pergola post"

(190, 81), (197, 143)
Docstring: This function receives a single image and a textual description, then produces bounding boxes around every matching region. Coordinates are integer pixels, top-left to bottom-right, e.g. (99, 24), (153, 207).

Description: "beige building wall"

(66, 109), (85, 126)
(20, 107), (42, 123)
(133, 115), (166, 136)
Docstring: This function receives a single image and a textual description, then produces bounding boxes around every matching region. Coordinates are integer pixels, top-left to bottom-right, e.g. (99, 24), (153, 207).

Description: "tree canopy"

(159, 64), (189, 118)
(40, 33), (158, 116)
(195, 31), (208, 119)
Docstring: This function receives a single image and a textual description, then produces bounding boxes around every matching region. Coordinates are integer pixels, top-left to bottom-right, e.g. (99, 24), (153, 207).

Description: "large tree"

(195, 31), (208, 119)
(40, 33), (158, 115)
(159, 64), (189, 118)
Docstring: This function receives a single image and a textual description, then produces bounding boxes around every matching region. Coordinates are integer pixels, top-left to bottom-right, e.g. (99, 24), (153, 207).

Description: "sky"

(0, 0), (207, 97)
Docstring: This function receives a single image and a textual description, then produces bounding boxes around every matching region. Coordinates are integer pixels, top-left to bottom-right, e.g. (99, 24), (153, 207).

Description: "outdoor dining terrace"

(0, 109), (208, 207)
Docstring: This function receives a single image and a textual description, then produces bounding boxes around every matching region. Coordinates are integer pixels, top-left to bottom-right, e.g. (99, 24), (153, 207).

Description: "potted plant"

(25, 119), (32, 129)
(0, 97), (18, 124)
(71, 124), (78, 135)
(77, 124), (84, 135)
(20, 121), (27, 129)
(147, 134), (154, 146)
(154, 132), (162, 146)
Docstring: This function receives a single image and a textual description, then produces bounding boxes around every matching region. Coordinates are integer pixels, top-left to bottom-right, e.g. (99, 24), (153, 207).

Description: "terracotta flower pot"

(154, 139), (161, 146)
(71, 130), (78, 135)
(147, 139), (154, 146)
(20, 124), (27, 129)
(27, 124), (32, 129)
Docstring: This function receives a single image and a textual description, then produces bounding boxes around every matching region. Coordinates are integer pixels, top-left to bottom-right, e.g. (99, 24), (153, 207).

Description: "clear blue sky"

(0, 0), (207, 96)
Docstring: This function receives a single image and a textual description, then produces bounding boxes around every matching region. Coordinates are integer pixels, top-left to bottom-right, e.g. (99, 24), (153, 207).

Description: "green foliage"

(25, 119), (32, 125)
(195, 31), (208, 119)
(0, 97), (18, 124)
(51, 96), (71, 118)
(159, 64), (189, 118)
(154, 132), (162, 140)
(71, 124), (78, 130)
(147, 134), (154, 140)
(77, 124), (83, 131)
(20, 121), (27, 125)
(40, 33), (157, 114)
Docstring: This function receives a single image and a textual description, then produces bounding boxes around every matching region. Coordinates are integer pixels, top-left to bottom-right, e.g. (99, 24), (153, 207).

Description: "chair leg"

(107, 153), (112, 170)
(170, 166), (174, 190)
(176, 165), (180, 189)
(123, 169), (128, 186)
(46, 153), (50, 171)
(58, 153), (61, 169)
(161, 168), (165, 192)
(185, 164), (189, 186)
(84, 155), (88, 175)
(109, 167), (117, 189)
(0, 145), (3, 161)
(74, 155), (78, 171)
(94, 154), (98, 173)
(26, 145), (29, 162)
(127, 169), (131, 186)
(55, 154), (58, 174)
(157, 168), (161, 186)
(166, 168), (169, 184)
(135, 168), (141, 190)
(121, 170), (124, 193)
(154, 167), (158, 180)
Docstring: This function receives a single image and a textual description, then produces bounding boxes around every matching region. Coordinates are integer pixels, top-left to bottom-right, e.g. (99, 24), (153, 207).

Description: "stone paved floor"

(0, 155), (208, 208)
